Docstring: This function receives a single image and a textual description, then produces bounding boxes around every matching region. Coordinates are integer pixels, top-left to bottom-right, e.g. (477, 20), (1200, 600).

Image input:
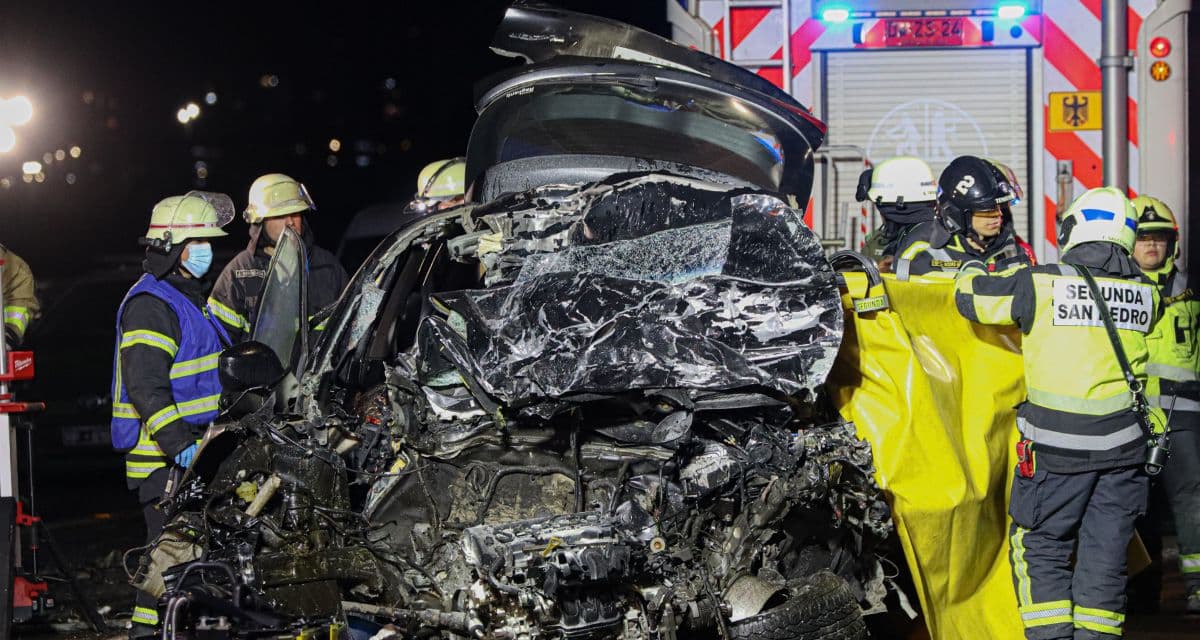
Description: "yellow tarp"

(830, 274), (1025, 640)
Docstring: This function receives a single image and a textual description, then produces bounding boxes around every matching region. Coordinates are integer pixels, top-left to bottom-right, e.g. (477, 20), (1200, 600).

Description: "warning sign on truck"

(1048, 91), (1103, 132)
(1051, 278), (1154, 332)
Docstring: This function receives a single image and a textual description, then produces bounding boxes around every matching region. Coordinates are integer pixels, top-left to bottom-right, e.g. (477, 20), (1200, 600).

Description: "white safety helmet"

(1057, 186), (1138, 254)
(857, 157), (938, 207)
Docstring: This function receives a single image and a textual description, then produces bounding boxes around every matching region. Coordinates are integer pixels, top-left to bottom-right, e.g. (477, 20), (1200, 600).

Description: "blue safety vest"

(110, 274), (228, 479)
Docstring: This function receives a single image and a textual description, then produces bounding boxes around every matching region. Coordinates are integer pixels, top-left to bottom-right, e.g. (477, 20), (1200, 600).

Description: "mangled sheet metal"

(418, 173), (843, 408)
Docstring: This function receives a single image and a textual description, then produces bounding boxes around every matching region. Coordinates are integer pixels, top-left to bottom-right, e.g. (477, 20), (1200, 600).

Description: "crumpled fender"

(830, 273), (1024, 640)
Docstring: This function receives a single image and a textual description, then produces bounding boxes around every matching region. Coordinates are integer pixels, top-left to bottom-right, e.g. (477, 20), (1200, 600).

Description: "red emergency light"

(1149, 37), (1171, 58)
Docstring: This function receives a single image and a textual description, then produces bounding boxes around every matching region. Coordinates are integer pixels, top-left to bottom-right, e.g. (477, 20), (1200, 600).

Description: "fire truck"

(666, 0), (1190, 263)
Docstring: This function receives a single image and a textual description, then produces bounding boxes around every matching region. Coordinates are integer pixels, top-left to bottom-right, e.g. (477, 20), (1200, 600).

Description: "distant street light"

(176, 102), (202, 125)
(0, 97), (33, 127)
(0, 95), (33, 153)
(22, 161), (42, 175)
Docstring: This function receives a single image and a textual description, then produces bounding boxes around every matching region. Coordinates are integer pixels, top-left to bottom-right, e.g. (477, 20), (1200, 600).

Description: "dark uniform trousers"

(1160, 416), (1200, 593)
(1009, 464), (1149, 640)
(132, 467), (170, 634)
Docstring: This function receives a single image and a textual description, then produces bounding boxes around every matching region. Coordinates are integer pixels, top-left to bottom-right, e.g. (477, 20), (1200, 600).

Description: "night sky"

(0, 1), (667, 277)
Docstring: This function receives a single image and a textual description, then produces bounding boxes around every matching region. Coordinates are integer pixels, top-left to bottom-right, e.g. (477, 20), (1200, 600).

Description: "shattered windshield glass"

(251, 226), (306, 371)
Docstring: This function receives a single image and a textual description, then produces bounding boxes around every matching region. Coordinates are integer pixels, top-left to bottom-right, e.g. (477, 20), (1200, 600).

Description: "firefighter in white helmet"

(111, 192), (235, 638)
(209, 173), (348, 342)
(406, 157), (467, 216)
(955, 186), (1162, 639)
(856, 156), (939, 271)
(1129, 195), (1200, 613)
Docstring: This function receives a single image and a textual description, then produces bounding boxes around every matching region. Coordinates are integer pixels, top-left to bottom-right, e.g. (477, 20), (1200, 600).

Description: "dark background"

(0, 1), (668, 277)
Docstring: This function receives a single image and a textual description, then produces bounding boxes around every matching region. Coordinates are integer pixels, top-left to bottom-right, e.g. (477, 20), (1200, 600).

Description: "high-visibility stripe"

(112, 402), (138, 419)
(3, 306), (29, 333)
(787, 18), (825, 78)
(729, 8), (773, 53)
(177, 394), (220, 418)
(120, 330), (179, 357)
(1012, 527), (1033, 606)
(1146, 362), (1200, 382)
(131, 441), (165, 456)
(900, 241), (930, 261)
(1181, 553), (1200, 573)
(1019, 600), (1073, 628)
(207, 298), (249, 332)
(1026, 386), (1134, 415)
(1043, 15), (1101, 91)
(1073, 605), (1125, 636)
(146, 406), (181, 434)
(125, 461), (167, 479)
(1018, 419), (1144, 452)
(132, 606), (159, 625)
(1149, 395), (1200, 412)
(170, 353), (220, 379)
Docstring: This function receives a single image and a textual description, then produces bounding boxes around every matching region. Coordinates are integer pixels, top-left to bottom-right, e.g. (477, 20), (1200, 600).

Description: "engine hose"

(488, 556), (521, 596)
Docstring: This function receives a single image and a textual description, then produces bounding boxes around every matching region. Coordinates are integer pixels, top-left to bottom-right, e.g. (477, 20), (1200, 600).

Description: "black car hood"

(489, 2), (822, 123)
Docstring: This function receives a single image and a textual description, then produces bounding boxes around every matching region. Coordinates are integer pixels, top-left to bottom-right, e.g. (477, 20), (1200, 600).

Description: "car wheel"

(728, 570), (868, 640)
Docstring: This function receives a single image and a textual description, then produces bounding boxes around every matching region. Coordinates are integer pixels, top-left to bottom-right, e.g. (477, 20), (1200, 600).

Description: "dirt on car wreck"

(132, 5), (894, 640)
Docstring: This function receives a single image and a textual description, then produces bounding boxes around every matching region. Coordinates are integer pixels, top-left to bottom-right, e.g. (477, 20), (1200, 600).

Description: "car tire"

(728, 570), (867, 640)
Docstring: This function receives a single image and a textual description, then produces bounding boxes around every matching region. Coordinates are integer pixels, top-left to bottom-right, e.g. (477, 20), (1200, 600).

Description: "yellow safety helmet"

(416, 158), (466, 200)
(244, 173), (316, 224)
(1057, 186), (1138, 254)
(1132, 194), (1179, 268)
(1132, 195), (1178, 235)
(142, 191), (233, 251)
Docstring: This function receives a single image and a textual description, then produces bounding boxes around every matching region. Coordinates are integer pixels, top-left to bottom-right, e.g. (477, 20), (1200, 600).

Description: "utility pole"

(1100, 0), (1132, 190)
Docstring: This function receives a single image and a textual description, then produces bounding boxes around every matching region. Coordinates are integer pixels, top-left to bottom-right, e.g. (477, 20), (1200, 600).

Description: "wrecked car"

(139, 4), (892, 639)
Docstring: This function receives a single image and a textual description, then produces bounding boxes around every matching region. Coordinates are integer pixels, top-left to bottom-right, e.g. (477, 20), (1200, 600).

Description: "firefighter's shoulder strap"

(1066, 263), (1142, 397)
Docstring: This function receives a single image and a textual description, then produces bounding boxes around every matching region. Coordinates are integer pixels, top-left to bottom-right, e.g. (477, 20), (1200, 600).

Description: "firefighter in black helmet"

(893, 155), (1035, 279)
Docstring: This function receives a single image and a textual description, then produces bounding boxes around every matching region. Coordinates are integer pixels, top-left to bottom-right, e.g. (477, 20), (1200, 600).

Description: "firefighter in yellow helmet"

(1129, 195), (1200, 613)
(1, 245), (39, 348)
(954, 187), (1161, 639)
(209, 174), (348, 342)
(406, 158), (466, 215)
(111, 192), (234, 638)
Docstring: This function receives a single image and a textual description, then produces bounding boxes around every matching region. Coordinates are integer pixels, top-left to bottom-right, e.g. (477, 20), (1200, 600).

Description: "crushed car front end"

(141, 4), (893, 639)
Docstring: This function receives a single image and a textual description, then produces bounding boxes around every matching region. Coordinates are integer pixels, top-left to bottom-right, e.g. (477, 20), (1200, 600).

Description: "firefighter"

(855, 156), (939, 271)
(406, 157), (467, 215)
(111, 192), (234, 638)
(1129, 194), (1200, 613)
(209, 174), (348, 342)
(894, 155), (1034, 279)
(1, 244), (39, 347)
(954, 186), (1159, 639)
(985, 158), (1038, 263)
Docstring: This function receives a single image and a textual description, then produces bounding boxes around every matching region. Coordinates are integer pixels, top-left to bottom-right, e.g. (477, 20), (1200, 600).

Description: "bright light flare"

(997, 3), (1027, 19)
(0, 96), (33, 126)
(821, 7), (850, 23)
(0, 128), (15, 153)
(22, 160), (42, 175)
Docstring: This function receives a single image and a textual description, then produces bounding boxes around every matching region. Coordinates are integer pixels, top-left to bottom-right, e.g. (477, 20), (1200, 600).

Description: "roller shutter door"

(822, 48), (1031, 241)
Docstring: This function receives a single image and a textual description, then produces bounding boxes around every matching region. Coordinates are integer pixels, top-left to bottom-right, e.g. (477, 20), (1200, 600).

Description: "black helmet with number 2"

(935, 155), (1015, 237)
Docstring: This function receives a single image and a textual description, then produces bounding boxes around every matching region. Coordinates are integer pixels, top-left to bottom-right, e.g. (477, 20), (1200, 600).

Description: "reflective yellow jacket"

(1, 245), (39, 344)
(955, 263), (1158, 471)
(1144, 268), (1200, 422)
